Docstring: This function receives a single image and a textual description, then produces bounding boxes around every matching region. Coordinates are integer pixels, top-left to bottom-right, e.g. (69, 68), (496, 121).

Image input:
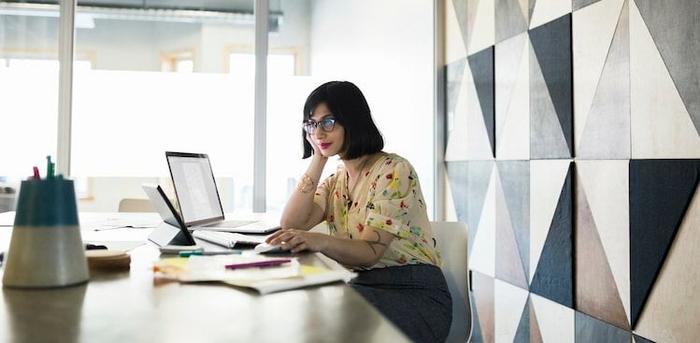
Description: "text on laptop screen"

(168, 155), (223, 224)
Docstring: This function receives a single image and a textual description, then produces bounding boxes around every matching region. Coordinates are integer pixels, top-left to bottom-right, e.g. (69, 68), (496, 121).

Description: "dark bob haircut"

(302, 81), (384, 160)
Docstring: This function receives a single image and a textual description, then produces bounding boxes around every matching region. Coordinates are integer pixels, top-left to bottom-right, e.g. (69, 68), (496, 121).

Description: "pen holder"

(2, 178), (89, 288)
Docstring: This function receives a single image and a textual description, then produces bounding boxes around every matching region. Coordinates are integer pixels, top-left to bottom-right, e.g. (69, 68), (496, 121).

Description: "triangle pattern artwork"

(530, 163), (573, 308)
(629, 159), (700, 327)
(577, 0), (630, 159)
(496, 0), (528, 43)
(468, 47), (496, 157)
(572, 0), (625, 153)
(575, 311), (631, 343)
(575, 185), (629, 329)
(629, 0), (700, 158)
(635, 0), (700, 136)
(529, 14), (573, 158)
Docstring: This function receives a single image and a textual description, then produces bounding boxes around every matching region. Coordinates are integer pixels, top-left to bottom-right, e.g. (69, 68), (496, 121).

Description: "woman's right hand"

(307, 133), (327, 161)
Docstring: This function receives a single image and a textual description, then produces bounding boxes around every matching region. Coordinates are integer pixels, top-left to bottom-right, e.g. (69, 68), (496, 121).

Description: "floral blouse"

(313, 153), (442, 269)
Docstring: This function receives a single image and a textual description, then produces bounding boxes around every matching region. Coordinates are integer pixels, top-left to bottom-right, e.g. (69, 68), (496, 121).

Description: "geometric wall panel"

(530, 14), (573, 159)
(468, 0), (495, 54)
(635, 0), (700, 136)
(531, 293), (575, 342)
(575, 311), (631, 343)
(629, 160), (700, 328)
(471, 271), (495, 343)
(529, 0), (572, 30)
(635, 183), (700, 342)
(495, 279), (529, 342)
(496, 0), (529, 43)
(496, 33), (530, 160)
(530, 160), (573, 308)
(575, 160), (630, 330)
(468, 47), (495, 157)
(573, 0), (630, 159)
(495, 161), (530, 289)
(630, 0), (700, 158)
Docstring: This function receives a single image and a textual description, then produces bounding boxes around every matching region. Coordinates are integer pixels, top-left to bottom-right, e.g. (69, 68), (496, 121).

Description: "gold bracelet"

(296, 173), (317, 193)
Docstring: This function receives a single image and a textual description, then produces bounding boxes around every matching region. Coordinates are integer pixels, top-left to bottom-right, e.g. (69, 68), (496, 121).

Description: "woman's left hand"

(266, 229), (329, 253)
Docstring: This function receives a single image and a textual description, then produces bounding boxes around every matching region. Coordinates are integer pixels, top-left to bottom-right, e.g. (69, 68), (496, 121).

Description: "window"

(72, 0), (256, 212)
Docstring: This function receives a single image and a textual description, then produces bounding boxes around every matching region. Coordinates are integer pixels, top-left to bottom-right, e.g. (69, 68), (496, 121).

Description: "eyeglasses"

(303, 117), (336, 134)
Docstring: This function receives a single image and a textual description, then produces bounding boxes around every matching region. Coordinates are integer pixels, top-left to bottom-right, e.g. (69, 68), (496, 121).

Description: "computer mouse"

(254, 242), (286, 254)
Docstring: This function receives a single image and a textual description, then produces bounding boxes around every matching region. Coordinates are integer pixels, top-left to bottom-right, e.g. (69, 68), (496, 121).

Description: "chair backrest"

(118, 198), (154, 213)
(431, 221), (472, 343)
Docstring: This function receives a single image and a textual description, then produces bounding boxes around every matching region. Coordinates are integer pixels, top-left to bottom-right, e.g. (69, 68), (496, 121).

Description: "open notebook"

(153, 253), (356, 294)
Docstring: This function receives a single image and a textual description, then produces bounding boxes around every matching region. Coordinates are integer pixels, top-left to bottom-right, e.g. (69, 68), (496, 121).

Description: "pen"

(224, 259), (291, 270)
(32, 166), (40, 180)
(46, 156), (55, 179)
(179, 250), (242, 257)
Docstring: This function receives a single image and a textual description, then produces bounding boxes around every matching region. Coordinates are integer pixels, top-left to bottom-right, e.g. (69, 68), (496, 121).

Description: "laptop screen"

(166, 152), (224, 226)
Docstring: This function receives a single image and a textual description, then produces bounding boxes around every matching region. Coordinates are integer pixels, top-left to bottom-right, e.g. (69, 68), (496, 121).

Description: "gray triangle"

(529, 0), (537, 22)
(497, 161), (530, 278)
(578, 0), (630, 159)
(513, 297), (530, 343)
(446, 58), (467, 121)
(496, 0), (528, 43)
(575, 311), (631, 343)
(452, 0), (470, 53)
(468, 47), (496, 157)
(574, 0), (603, 10)
(635, 0), (700, 136)
(530, 15), (573, 156)
(467, 161), (495, 253)
(530, 43), (570, 159)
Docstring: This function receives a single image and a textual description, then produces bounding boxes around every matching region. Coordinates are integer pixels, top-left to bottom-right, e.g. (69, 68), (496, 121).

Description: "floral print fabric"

(313, 153), (441, 269)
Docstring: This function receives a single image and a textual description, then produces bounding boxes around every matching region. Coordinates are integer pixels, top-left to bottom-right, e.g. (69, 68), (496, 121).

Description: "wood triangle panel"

(629, 159), (700, 327)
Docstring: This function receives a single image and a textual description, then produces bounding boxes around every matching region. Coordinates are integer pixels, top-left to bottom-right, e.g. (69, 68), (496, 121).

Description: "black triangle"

(446, 58), (467, 121)
(633, 334), (656, 343)
(530, 163), (573, 308)
(629, 160), (700, 327)
(529, 14), (573, 156)
(468, 47), (496, 157)
(513, 297), (530, 343)
(575, 311), (631, 342)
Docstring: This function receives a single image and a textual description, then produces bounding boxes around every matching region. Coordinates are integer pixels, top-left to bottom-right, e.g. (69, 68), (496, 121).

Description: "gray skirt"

(350, 264), (452, 343)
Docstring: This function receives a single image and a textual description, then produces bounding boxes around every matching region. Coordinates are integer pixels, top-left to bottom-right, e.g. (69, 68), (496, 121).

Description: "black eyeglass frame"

(303, 117), (336, 134)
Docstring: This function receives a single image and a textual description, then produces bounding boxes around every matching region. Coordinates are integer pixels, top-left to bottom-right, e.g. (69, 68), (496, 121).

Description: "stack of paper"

(153, 253), (356, 294)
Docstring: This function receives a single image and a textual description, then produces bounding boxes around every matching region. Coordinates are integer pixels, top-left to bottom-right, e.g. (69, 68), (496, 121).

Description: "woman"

(267, 81), (452, 342)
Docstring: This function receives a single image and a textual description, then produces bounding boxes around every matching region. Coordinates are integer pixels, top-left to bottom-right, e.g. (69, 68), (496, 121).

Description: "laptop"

(165, 151), (279, 234)
(143, 184), (268, 248)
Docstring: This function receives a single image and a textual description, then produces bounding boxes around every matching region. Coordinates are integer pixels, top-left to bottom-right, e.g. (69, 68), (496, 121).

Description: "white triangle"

(497, 36), (530, 160)
(445, 65), (470, 161)
(496, 33), (527, 144)
(468, 0), (495, 53)
(630, 1), (700, 158)
(469, 167), (496, 277)
(529, 0), (571, 30)
(531, 293), (575, 343)
(466, 65), (496, 159)
(446, 0), (468, 64)
(573, 0), (625, 148)
(529, 160), (570, 281)
(576, 160), (631, 322)
(444, 171), (459, 221)
(636, 185), (700, 342)
(495, 279), (530, 342)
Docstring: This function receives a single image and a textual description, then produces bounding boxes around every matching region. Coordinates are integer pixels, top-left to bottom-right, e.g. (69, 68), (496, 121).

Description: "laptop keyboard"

(193, 230), (267, 249)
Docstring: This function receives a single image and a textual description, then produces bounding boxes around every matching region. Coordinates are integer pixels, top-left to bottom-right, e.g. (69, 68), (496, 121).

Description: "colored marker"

(224, 259), (291, 270)
(32, 166), (40, 180)
(46, 156), (54, 179)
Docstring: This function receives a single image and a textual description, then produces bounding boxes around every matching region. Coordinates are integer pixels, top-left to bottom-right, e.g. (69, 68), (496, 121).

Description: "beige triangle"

(469, 168), (496, 277)
(446, 0), (468, 64)
(529, 0), (571, 30)
(518, 0), (529, 26)
(468, 0), (495, 53)
(530, 298), (543, 343)
(636, 185), (700, 342)
(576, 160), (630, 321)
(495, 279), (530, 342)
(497, 37), (530, 160)
(573, 0), (625, 148)
(445, 66), (470, 161)
(529, 160), (571, 281)
(630, 0), (700, 158)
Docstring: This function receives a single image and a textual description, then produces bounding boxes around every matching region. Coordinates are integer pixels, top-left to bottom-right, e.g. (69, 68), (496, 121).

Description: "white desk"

(0, 212), (409, 343)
